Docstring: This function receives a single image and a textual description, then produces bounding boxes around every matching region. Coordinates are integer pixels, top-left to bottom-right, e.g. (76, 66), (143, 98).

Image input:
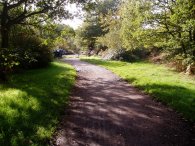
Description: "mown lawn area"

(81, 58), (195, 122)
(0, 62), (76, 146)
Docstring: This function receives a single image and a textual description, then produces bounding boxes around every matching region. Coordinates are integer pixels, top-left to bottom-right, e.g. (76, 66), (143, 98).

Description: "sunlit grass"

(81, 58), (195, 122)
(0, 62), (76, 146)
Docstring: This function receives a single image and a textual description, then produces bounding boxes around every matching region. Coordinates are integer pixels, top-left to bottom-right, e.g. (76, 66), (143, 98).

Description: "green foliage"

(75, 20), (103, 50)
(75, 0), (121, 52)
(82, 58), (195, 122)
(0, 48), (19, 81)
(98, 28), (122, 50)
(12, 34), (53, 69)
(119, 48), (149, 61)
(95, 0), (120, 15)
(119, 0), (151, 50)
(0, 48), (19, 73)
(0, 62), (76, 146)
(41, 24), (76, 51)
(0, 0), (91, 49)
(90, 0), (195, 70)
(100, 47), (148, 61)
(0, 24), (53, 82)
(149, 0), (195, 70)
(97, 7), (122, 50)
(56, 25), (76, 50)
(91, 1), (122, 55)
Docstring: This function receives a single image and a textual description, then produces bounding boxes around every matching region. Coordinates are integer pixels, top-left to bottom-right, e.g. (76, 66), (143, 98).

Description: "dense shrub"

(120, 48), (149, 62)
(12, 35), (53, 69)
(0, 35), (53, 81)
(101, 49), (120, 60)
(0, 48), (19, 81)
(168, 55), (195, 74)
(101, 48), (149, 62)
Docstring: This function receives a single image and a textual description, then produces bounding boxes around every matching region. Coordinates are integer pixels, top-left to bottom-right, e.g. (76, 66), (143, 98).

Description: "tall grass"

(0, 62), (76, 146)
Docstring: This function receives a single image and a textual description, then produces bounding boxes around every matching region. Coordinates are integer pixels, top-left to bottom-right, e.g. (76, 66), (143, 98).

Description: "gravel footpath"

(50, 58), (195, 146)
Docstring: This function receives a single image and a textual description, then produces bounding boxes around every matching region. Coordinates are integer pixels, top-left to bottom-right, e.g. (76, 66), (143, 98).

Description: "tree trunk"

(0, 26), (10, 81)
(0, 27), (9, 81)
(193, 29), (195, 43)
(185, 64), (192, 75)
(189, 30), (192, 41)
(1, 26), (10, 48)
(178, 32), (187, 56)
(0, 71), (8, 82)
(1, 2), (10, 48)
(181, 42), (187, 56)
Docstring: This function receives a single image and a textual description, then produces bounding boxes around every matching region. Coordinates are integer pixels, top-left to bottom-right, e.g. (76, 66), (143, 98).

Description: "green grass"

(0, 62), (76, 146)
(81, 58), (195, 122)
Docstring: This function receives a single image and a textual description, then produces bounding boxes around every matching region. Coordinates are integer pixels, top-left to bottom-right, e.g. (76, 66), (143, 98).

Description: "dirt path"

(51, 58), (194, 146)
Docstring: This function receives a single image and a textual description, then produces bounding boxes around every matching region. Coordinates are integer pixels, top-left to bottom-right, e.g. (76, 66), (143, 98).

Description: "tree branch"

(9, 7), (49, 25)
(7, 0), (27, 10)
(18, 17), (50, 26)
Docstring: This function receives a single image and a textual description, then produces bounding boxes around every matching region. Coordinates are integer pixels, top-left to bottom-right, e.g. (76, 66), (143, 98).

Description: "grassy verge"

(81, 57), (195, 122)
(0, 62), (76, 146)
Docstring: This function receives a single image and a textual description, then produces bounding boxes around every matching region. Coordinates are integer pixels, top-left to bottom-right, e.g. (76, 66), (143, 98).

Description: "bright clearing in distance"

(62, 3), (84, 29)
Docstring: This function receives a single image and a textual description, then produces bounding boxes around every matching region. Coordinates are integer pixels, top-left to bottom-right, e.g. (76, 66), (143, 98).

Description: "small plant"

(0, 48), (19, 81)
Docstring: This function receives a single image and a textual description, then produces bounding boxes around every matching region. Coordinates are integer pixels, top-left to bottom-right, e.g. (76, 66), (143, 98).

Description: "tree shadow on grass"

(0, 63), (75, 146)
(81, 58), (195, 122)
(124, 77), (195, 122)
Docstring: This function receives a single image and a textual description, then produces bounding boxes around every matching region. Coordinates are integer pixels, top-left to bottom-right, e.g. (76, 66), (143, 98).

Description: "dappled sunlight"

(53, 59), (194, 146)
(0, 62), (76, 145)
(82, 58), (195, 122)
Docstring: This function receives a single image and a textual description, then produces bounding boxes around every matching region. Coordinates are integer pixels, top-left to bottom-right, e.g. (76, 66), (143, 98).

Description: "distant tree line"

(76, 0), (195, 73)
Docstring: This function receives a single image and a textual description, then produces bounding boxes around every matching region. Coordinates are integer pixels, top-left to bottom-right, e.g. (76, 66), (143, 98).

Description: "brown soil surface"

(50, 58), (195, 146)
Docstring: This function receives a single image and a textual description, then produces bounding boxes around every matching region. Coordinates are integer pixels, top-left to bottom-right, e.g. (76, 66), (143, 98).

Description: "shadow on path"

(51, 59), (195, 146)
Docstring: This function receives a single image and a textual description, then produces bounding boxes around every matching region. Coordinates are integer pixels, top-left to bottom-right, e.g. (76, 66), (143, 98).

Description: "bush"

(0, 48), (19, 81)
(101, 48), (149, 62)
(0, 35), (53, 81)
(12, 35), (53, 69)
(169, 55), (195, 74)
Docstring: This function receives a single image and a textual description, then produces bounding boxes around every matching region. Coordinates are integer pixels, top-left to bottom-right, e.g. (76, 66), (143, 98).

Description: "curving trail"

(51, 58), (194, 146)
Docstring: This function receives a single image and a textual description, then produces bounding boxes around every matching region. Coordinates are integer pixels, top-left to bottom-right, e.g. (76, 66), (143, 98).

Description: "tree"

(0, 0), (89, 48)
(76, 0), (121, 53)
(119, 0), (152, 50)
(97, 11), (122, 50)
(96, 0), (122, 50)
(149, 0), (195, 61)
(118, 0), (195, 69)
(54, 24), (76, 50)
